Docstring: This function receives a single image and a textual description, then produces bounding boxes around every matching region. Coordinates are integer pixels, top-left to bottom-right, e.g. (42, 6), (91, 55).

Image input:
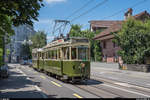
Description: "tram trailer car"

(32, 37), (90, 82)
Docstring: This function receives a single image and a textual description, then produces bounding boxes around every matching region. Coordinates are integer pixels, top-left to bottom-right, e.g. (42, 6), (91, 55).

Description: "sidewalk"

(91, 62), (150, 88)
(0, 64), (47, 98)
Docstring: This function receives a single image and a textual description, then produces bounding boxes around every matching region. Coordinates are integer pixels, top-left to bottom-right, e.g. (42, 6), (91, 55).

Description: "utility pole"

(52, 20), (70, 37)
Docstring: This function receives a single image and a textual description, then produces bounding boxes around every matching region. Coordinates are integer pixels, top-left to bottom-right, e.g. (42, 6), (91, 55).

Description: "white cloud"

(45, 0), (67, 4)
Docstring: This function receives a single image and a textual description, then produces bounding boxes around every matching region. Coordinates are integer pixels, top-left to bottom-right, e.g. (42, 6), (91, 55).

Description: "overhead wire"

(70, 0), (108, 22)
(52, 0), (95, 35)
(53, 0), (109, 34)
(65, 0), (94, 20)
(101, 0), (148, 19)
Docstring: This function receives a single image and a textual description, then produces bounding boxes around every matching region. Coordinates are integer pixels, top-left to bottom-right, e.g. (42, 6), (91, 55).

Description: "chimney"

(124, 8), (133, 20)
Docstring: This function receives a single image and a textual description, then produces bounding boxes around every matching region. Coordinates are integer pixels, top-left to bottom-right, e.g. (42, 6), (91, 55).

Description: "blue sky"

(33, 0), (150, 42)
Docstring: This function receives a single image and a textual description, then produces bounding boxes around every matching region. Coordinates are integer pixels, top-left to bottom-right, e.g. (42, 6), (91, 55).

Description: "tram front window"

(78, 47), (89, 61)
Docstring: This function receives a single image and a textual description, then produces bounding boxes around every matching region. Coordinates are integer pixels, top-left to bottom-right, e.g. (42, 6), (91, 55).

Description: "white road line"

(132, 85), (150, 92)
(35, 85), (42, 91)
(22, 73), (27, 76)
(114, 83), (132, 87)
(16, 69), (27, 76)
(115, 82), (150, 92)
(19, 70), (24, 73)
(108, 77), (119, 80)
(26, 77), (30, 80)
(34, 85), (48, 98)
(102, 84), (150, 97)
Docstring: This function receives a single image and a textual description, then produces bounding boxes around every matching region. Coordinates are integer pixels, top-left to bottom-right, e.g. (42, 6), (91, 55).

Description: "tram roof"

(43, 37), (89, 49)
(32, 48), (43, 53)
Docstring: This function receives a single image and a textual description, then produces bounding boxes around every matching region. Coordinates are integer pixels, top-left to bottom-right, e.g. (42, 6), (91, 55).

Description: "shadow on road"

(71, 79), (103, 86)
(0, 66), (50, 98)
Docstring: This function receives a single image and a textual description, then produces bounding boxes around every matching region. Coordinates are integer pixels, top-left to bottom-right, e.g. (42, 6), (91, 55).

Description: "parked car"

(0, 64), (9, 78)
(27, 59), (32, 66)
(20, 59), (28, 65)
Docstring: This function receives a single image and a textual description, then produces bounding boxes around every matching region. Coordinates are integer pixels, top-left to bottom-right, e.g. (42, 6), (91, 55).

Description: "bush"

(113, 18), (150, 64)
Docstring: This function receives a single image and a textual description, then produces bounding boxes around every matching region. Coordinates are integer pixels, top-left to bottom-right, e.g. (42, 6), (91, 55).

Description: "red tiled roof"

(93, 10), (150, 40)
(89, 20), (122, 28)
(94, 21), (123, 40)
(133, 11), (150, 19)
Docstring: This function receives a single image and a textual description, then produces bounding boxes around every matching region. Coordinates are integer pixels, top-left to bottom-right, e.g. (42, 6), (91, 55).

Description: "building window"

(103, 41), (106, 49)
(113, 42), (118, 48)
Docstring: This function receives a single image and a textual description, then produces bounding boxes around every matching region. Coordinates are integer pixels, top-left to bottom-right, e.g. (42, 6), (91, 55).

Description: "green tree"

(69, 24), (102, 61)
(20, 44), (32, 59)
(0, 0), (44, 41)
(0, 0), (44, 26)
(113, 18), (150, 64)
(69, 24), (82, 37)
(30, 31), (47, 49)
(0, 0), (44, 65)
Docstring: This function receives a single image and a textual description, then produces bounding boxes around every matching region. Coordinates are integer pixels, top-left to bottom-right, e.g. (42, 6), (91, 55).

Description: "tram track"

(74, 84), (102, 98)
(31, 66), (121, 98)
(74, 82), (123, 98)
(91, 75), (150, 96)
(28, 65), (150, 98)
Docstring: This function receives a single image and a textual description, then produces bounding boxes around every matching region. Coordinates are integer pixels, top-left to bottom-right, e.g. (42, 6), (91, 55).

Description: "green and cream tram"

(32, 37), (90, 82)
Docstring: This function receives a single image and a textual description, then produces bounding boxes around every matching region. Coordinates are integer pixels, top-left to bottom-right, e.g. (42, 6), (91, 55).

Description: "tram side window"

(49, 51), (51, 59)
(42, 53), (44, 59)
(63, 47), (69, 60)
(57, 49), (61, 59)
(40, 52), (42, 59)
(53, 50), (57, 59)
(51, 51), (54, 59)
(78, 48), (88, 60)
(39, 53), (41, 58)
(35, 53), (37, 59)
(72, 48), (76, 59)
(46, 52), (48, 59)
(47, 51), (50, 59)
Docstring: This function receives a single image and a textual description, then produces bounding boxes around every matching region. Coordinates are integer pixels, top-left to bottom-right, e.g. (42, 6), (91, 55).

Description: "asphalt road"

(91, 62), (150, 88)
(0, 64), (46, 98)
(1, 63), (150, 98)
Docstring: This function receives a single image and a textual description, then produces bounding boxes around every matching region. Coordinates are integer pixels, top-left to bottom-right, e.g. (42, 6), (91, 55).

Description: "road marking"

(22, 73), (27, 76)
(51, 81), (62, 87)
(34, 86), (48, 98)
(132, 85), (150, 92)
(17, 69), (27, 76)
(26, 77), (30, 80)
(35, 85), (42, 91)
(40, 75), (46, 79)
(108, 77), (119, 80)
(114, 82), (132, 87)
(103, 84), (150, 97)
(128, 74), (149, 79)
(73, 93), (83, 98)
(34, 72), (38, 74)
(115, 82), (150, 92)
